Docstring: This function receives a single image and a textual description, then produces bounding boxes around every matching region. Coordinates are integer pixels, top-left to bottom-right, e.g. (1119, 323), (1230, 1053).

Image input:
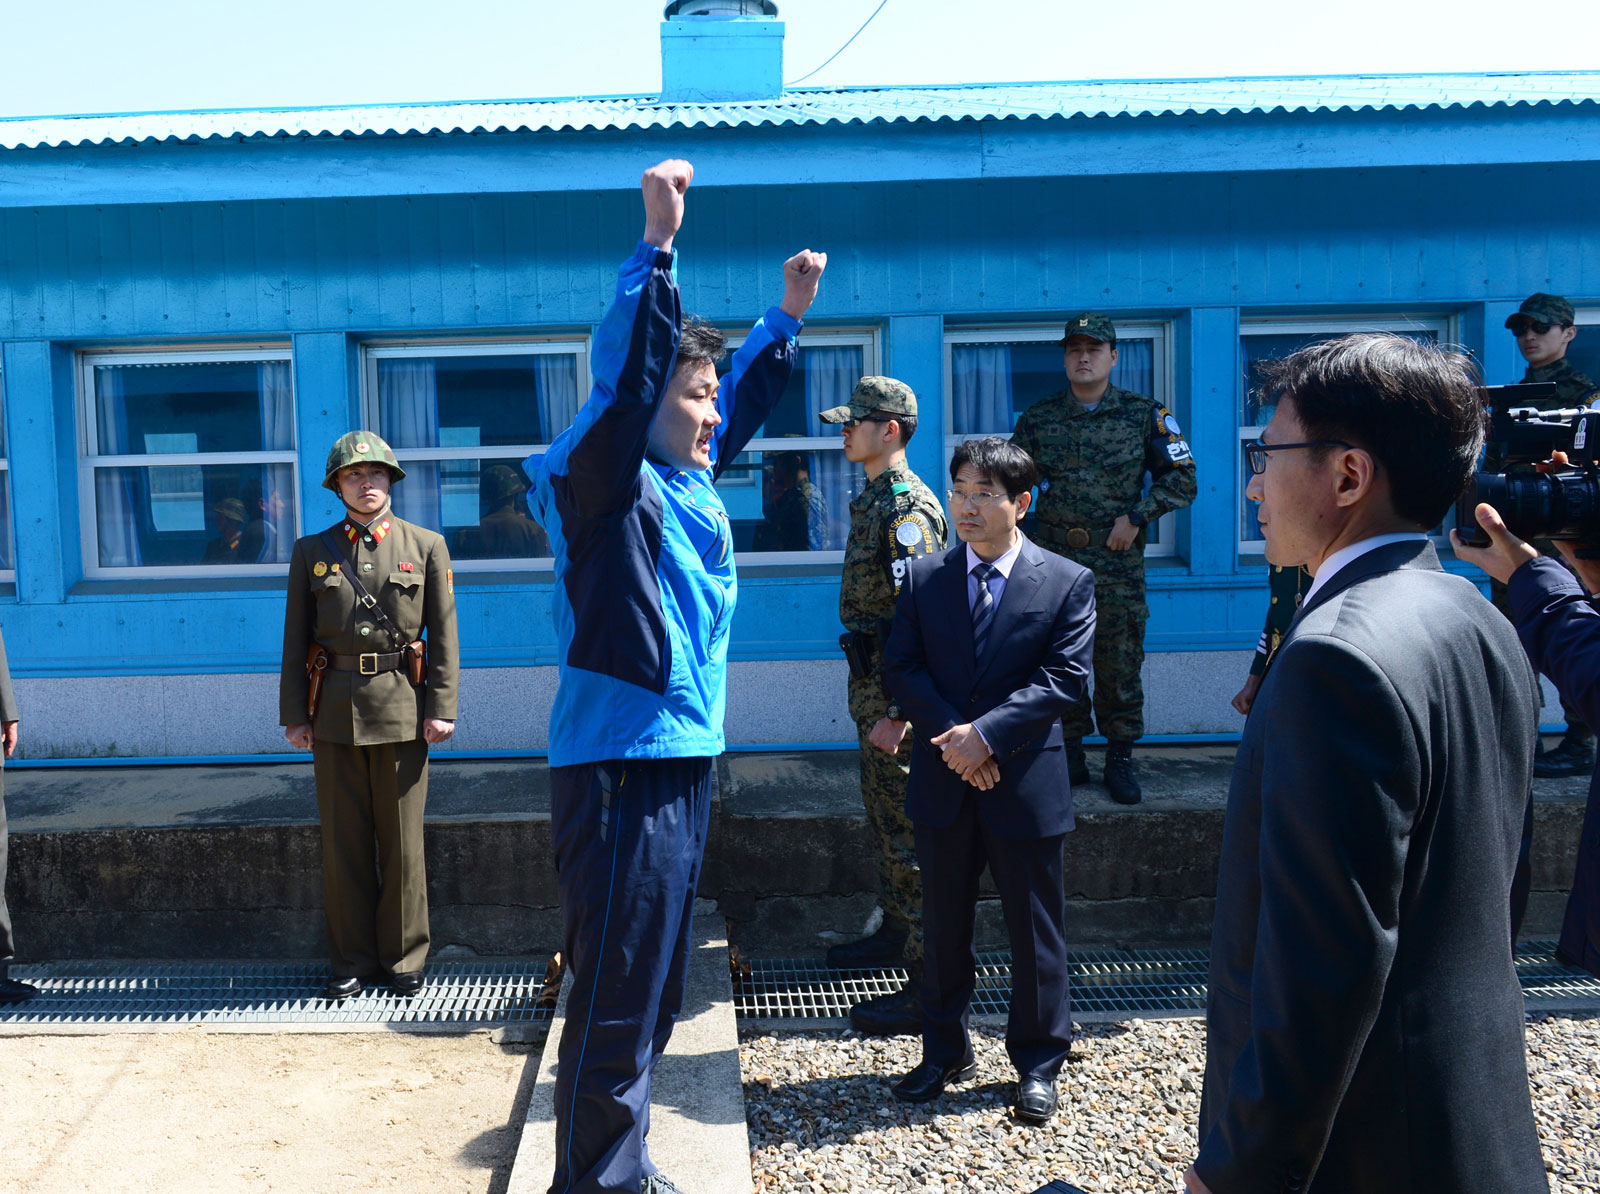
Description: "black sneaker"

(849, 976), (923, 1036)
(826, 919), (910, 969)
(1534, 733), (1596, 779)
(1103, 743), (1142, 805)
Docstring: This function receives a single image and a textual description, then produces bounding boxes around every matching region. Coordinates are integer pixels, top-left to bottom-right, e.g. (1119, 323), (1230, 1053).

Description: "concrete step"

(508, 902), (752, 1194)
(4, 748), (1589, 962)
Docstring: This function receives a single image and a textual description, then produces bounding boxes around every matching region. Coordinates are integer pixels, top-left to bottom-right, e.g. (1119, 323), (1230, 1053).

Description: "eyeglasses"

(1513, 320), (1561, 336)
(946, 487), (1015, 509)
(1243, 439), (1354, 475)
(841, 413), (894, 429)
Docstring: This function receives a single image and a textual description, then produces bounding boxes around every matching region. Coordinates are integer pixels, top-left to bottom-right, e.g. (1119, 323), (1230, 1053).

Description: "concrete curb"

(508, 900), (754, 1194)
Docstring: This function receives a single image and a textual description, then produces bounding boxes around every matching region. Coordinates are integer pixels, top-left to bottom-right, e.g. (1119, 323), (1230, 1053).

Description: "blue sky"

(0, 0), (1596, 119)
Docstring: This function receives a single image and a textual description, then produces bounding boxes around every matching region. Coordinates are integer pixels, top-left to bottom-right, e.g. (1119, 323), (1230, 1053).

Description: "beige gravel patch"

(1, 1029), (538, 1194)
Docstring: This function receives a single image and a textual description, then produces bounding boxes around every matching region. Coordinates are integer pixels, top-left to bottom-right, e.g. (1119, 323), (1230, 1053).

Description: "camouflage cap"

(212, 498), (248, 523)
(818, 375), (919, 423)
(1506, 292), (1576, 330)
(1059, 312), (1117, 345)
(322, 431), (406, 491)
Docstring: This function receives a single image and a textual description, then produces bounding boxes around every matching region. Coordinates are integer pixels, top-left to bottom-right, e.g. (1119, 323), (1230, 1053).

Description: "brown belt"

(330, 651), (405, 676)
(1061, 526), (1114, 550)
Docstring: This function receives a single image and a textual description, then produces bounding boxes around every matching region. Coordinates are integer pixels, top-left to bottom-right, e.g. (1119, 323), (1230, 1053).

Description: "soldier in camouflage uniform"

(280, 432), (460, 1001)
(821, 377), (947, 1036)
(1500, 293), (1600, 776)
(1010, 313), (1197, 804)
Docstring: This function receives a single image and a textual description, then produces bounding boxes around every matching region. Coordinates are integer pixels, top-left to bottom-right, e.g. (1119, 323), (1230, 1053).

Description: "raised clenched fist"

(641, 159), (694, 252)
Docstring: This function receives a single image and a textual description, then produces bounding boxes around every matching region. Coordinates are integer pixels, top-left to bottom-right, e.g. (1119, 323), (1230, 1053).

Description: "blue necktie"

(972, 562), (998, 658)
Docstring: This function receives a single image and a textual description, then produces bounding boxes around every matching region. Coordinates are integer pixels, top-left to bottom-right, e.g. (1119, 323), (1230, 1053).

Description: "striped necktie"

(972, 562), (998, 658)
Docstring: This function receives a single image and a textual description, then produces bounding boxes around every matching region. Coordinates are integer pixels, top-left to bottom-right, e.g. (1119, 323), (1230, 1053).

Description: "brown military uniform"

(1011, 383), (1197, 741)
(840, 458), (946, 958)
(279, 510), (459, 978)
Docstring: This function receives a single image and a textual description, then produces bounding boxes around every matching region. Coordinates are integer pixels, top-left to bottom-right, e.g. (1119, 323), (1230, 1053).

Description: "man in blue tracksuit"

(526, 160), (827, 1194)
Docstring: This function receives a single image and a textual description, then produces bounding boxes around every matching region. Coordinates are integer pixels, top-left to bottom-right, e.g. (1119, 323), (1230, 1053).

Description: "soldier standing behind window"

(279, 432), (459, 1001)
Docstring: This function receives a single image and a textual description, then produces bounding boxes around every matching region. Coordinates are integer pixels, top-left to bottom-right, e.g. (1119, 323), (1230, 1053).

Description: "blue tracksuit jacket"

(527, 241), (800, 767)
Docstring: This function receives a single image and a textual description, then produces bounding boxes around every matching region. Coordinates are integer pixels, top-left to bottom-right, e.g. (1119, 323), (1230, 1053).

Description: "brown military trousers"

(313, 738), (431, 977)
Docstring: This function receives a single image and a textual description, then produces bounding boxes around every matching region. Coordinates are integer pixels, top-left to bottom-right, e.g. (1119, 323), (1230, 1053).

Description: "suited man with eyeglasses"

(881, 435), (1095, 1126)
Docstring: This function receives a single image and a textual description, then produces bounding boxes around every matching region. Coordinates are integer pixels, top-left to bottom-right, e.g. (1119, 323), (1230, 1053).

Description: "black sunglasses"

(1513, 320), (1562, 336)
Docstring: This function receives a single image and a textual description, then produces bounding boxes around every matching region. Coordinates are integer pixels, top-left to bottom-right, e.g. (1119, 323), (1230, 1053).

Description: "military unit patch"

(313, 561), (328, 578)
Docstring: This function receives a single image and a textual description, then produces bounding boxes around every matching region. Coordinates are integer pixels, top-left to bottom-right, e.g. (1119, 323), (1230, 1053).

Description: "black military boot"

(826, 918), (910, 969)
(1534, 729), (1597, 779)
(849, 964), (923, 1036)
(1104, 742), (1142, 805)
(1066, 738), (1090, 786)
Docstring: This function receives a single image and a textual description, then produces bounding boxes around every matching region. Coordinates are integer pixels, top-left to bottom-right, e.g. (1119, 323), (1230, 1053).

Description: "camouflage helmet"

(482, 463), (528, 504)
(322, 431), (405, 491)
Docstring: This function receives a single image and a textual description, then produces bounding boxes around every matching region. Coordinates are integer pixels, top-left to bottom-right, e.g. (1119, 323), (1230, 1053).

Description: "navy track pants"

(547, 756), (714, 1194)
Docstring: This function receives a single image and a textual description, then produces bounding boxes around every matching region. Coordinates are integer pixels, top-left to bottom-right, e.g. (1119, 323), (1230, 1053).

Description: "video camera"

(1455, 382), (1600, 549)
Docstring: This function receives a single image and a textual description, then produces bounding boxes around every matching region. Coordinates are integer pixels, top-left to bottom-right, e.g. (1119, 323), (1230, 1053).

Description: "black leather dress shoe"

(826, 920), (910, 969)
(323, 976), (363, 1001)
(390, 970), (425, 997)
(1534, 733), (1596, 778)
(0, 976), (40, 1003)
(1014, 1076), (1059, 1123)
(892, 1056), (978, 1104)
(849, 978), (923, 1036)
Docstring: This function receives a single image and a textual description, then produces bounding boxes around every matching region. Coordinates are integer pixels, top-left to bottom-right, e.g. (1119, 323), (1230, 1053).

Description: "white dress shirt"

(1303, 532), (1428, 606)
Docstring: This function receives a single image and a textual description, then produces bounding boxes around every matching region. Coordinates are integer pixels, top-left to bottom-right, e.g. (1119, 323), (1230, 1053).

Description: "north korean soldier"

(0, 625), (34, 1004)
(1010, 313), (1197, 805)
(280, 432), (460, 1001)
(821, 377), (947, 1036)
(1229, 564), (1312, 718)
(1500, 294), (1600, 776)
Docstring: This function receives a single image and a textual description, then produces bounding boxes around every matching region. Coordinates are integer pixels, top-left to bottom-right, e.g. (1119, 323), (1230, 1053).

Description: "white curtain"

(536, 354), (581, 443)
(256, 362), (296, 562)
(258, 361), (295, 451)
(378, 359), (442, 529)
(1108, 338), (1155, 398)
(804, 346), (862, 550)
(94, 366), (145, 567)
(952, 344), (1015, 434)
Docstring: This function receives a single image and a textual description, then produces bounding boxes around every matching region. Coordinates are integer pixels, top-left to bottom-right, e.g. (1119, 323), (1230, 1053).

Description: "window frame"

(1236, 314), (1458, 556)
(75, 343), (301, 580)
(0, 367), (13, 582)
(941, 321), (1179, 558)
(359, 335), (592, 573)
(708, 325), (881, 567)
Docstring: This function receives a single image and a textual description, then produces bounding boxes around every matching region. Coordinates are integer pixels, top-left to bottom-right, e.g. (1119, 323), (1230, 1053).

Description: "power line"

(787, 0), (891, 87)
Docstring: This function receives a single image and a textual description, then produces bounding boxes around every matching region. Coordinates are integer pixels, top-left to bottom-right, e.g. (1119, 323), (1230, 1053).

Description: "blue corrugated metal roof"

(0, 72), (1595, 151)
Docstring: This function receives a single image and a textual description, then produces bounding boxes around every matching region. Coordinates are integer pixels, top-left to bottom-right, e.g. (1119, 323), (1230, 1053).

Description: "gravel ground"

(742, 1014), (1600, 1194)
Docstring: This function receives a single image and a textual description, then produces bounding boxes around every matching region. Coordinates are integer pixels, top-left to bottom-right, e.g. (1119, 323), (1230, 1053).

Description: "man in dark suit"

(882, 436), (1095, 1125)
(1187, 334), (1548, 1194)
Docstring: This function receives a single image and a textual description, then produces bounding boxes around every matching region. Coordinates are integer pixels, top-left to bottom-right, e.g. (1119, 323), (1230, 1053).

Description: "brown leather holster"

(403, 639), (428, 687)
(306, 642), (330, 720)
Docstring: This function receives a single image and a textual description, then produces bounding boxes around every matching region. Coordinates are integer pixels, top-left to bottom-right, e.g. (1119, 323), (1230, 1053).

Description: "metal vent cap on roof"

(664, 0), (779, 16)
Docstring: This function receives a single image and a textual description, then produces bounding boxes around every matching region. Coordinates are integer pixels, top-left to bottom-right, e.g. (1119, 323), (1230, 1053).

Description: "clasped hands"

(931, 723), (999, 791)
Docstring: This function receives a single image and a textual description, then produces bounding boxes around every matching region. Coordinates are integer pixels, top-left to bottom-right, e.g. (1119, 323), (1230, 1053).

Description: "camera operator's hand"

(1183, 1165), (1215, 1194)
(1450, 503), (1539, 584)
(641, 159), (693, 252)
(779, 250), (828, 320)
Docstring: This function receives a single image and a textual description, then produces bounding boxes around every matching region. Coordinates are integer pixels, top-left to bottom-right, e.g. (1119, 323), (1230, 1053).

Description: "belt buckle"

(1065, 527), (1090, 549)
(358, 653), (379, 676)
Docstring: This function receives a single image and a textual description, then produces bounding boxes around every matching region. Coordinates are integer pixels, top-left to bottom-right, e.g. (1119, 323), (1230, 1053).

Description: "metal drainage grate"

(735, 941), (1599, 1021)
(0, 959), (554, 1029)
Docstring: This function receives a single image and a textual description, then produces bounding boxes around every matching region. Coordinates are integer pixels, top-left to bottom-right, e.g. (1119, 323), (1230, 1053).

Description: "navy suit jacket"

(1198, 540), (1548, 1194)
(882, 536), (1095, 838)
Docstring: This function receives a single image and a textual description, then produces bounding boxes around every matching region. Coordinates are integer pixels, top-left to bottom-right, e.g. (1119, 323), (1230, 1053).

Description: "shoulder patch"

(891, 482), (910, 495)
(889, 510), (936, 554)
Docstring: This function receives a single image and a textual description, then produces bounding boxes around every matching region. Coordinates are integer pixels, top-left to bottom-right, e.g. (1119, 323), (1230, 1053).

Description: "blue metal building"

(0, 7), (1596, 759)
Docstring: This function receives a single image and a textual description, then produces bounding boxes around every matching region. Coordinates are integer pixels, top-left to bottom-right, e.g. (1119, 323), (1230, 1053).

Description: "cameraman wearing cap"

(1454, 498), (1600, 981)
(1010, 313), (1196, 804)
(1498, 294), (1600, 777)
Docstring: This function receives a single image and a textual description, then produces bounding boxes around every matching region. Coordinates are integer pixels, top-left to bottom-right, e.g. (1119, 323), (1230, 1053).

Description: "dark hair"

(885, 412), (918, 446)
(1260, 333), (1485, 528)
(676, 316), (727, 373)
(950, 436), (1038, 495)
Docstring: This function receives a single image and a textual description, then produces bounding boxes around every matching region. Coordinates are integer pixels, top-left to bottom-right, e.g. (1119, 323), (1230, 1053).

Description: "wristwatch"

(1127, 510), (1148, 528)
(886, 704), (906, 722)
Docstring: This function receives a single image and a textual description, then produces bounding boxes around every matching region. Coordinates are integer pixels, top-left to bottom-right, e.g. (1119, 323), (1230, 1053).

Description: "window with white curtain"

(77, 347), (299, 578)
(943, 323), (1177, 558)
(0, 371), (13, 579)
(1237, 317), (1453, 554)
(361, 339), (588, 570)
(712, 329), (879, 562)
